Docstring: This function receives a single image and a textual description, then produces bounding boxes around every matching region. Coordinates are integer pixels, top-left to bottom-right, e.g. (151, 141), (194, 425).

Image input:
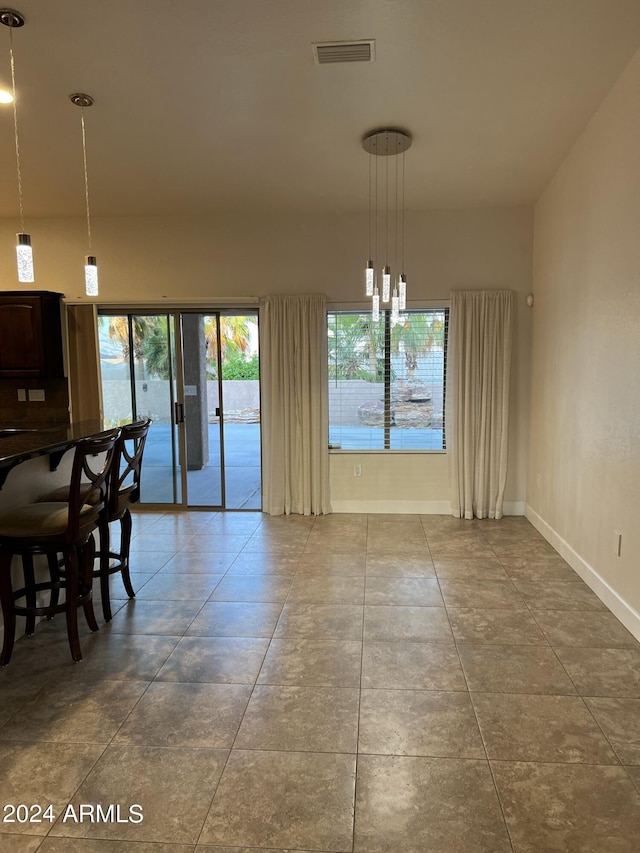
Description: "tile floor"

(1, 511), (640, 852)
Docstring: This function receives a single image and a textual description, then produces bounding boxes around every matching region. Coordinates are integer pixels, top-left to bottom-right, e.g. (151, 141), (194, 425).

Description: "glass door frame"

(178, 310), (226, 511)
(98, 305), (260, 512)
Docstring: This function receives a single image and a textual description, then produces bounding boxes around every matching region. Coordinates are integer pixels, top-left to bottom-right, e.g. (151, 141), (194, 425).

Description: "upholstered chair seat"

(0, 502), (99, 538)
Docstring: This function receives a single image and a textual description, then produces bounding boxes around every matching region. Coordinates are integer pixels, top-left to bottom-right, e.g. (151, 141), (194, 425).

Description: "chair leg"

(0, 552), (16, 666)
(22, 554), (37, 636)
(120, 509), (136, 600)
(81, 536), (100, 634)
(63, 548), (82, 663)
(98, 519), (113, 622)
(47, 552), (61, 613)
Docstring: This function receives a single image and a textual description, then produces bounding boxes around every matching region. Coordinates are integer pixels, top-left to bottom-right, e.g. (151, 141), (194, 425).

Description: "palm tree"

(99, 315), (151, 362)
(141, 317), (173, 379)
(204, 316), (254, 378)
(328, 313), (385, 382)
(127, 314), (257, 381)
(391, 312), (445, 376)
(205, 316), (251, 360)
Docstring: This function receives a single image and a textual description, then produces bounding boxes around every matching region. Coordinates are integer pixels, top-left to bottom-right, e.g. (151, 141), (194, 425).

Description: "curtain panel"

(260, 294), (331, 516)
(445, 290), (513, 519)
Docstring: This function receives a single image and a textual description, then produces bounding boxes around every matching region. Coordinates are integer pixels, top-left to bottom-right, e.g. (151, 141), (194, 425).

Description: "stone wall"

(101, 379), (260, 424)
(101, 377), (444, 428)
(328, 379), (444, 428)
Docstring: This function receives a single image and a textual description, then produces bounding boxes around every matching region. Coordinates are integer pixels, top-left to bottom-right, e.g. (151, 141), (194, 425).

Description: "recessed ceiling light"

(0, 89), (13, 103)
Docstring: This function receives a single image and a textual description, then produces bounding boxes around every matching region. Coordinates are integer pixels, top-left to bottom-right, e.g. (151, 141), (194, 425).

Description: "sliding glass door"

(98, 310), (261, 510)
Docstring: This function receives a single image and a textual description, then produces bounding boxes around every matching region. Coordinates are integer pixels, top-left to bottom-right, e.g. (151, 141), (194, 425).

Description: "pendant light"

(398, 144), (407, 310)
(390, 148), (400, 323)
(362, 129), (411, 320)
(365, 145), (374, 296)
(1, 8), (34, 283)
(71, 92), (98, 296)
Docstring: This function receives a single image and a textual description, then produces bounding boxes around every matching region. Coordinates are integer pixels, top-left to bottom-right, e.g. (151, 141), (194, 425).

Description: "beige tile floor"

(1, 512), (640, 851)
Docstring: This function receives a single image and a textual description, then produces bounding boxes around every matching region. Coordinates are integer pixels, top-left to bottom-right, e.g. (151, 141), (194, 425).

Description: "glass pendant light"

(382, 265), (391, 303)
(398, 273), (407, 311)
(85, 255), (98, 296)
(372, 285), (380, 322)
(1, 8), (34, 283)
(16, 232), (32, 282)
(71, 93), (99, 295)
(365, 259), (374, 296)
(391, 285), (400, 324)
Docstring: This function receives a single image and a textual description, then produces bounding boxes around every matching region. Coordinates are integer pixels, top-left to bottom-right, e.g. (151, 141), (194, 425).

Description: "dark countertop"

(0, 420), (112, 485)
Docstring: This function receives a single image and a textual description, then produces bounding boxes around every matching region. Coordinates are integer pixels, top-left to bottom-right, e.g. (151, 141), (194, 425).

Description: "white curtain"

(260, 294), (331, 516)
(445, 290), (513, 519)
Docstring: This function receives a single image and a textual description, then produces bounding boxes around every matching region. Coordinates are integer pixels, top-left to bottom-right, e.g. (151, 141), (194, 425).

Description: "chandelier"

(363, 128), (411, 322)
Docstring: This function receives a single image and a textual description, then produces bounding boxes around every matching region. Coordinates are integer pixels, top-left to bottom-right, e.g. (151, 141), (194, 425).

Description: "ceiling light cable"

(382, 142), (390, 303)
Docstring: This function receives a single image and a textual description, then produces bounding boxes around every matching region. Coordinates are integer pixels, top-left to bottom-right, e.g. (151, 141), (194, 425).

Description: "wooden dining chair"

(96, 417), (151, 620)
(39, 418), (151, 621)
(0, 428), (120, 665)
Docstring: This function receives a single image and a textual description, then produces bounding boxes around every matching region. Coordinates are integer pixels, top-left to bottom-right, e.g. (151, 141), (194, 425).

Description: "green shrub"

(221, 352), (260, 380)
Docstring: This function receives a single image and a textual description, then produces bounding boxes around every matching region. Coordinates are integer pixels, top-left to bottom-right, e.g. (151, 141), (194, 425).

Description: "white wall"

(0, 206), (533, 512)
(528, 49), (640, 636)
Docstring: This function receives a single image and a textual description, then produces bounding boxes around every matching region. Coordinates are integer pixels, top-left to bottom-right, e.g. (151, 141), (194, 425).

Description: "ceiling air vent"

(312, 40), (375, 65)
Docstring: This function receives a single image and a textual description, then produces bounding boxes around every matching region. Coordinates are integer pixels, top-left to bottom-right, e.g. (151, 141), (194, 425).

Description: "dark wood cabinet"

(0, 291), (64, 378)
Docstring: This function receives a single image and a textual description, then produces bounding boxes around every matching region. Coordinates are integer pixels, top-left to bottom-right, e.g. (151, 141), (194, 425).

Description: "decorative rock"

(209, 408), (260, 424)
(391, 380), (432, 403)
(358, 399), (433, 428)
(394, 402), (433, 428)
(358, 399), (385, 426)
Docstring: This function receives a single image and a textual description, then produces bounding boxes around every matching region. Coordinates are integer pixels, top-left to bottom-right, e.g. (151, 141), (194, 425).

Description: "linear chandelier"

(363, 128), (411, 322)
(1, 7), (34, 283)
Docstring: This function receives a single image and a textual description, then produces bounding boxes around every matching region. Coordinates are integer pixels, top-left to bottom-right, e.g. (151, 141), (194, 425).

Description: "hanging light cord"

(8, 25), (25, 233)
(401, 148), (406, 272)
(374, 142), (378, 272)
(385, 142), (389, 262)
(368, 145), (372, 261)
(80, 106), (93, 251)
(395, 142), (399, 272)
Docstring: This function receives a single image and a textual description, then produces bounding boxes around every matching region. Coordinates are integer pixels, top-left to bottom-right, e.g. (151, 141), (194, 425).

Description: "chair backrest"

(109, 418), (152, 518)
(67, 428), (121, 543)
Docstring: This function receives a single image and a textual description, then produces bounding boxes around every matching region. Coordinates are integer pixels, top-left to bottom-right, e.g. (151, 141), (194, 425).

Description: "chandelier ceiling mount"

(362, 128), (412, 157)
(0, 9), (24, 28)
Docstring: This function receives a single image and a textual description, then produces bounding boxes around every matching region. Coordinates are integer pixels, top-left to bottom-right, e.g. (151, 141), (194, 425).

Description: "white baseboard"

(525, 504), (640, 643)
(503, 501), (526, 516)
(332, 500), (526, 516)
(331, 500), (452, 514)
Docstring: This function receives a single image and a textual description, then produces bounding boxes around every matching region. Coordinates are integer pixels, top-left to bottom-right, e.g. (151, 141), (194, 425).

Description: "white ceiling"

(0, 0), (639, 218)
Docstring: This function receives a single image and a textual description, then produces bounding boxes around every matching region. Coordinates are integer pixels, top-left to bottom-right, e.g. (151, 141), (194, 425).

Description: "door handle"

(174, 402), (185, 424)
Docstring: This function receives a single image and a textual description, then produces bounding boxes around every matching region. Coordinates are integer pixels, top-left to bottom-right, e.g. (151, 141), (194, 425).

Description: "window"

(328, 308), (448, 451)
